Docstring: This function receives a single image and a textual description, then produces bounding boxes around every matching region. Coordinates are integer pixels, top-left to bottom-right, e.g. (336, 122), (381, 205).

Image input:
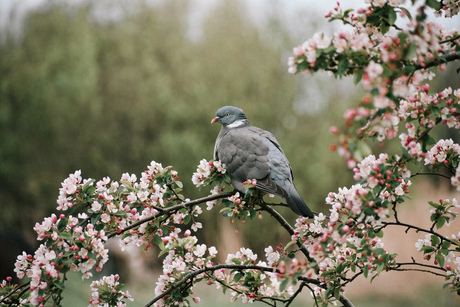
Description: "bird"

(211, 106), (313, 218)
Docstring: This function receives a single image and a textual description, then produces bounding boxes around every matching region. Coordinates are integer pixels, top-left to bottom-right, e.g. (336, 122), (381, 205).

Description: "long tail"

(285, 184), (313, 218)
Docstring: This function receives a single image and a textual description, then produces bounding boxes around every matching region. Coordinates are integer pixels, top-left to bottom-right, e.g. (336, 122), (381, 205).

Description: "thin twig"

(258, 201), (315, 263)
(410, 172), (451, 180)
(440, 35), (460, 44)
(297, 277), (355, 307)
(108, 191), (235, 239)
(379, 221), (456, 246)
(144, 264), (278, 306)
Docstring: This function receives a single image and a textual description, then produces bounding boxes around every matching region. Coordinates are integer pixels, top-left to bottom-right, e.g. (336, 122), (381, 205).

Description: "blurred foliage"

(0, 0), (354, 256)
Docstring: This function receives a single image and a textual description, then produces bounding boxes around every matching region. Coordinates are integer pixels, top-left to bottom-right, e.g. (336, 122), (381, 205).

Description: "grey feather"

(212, 106), (313, 218)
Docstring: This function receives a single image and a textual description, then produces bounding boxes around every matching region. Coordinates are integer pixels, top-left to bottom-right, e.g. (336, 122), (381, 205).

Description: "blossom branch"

(410, 172), (451, 180)
(107, 191), (235, 239)
(379, 220), (456, 245)
(440, 35), (460, 44)
(413, 51), (460, 71)
(145, 264), (279, 306)
(394, 261), (446, 277)
(297, 277), (355, 307)
(258, 201), (314, 263)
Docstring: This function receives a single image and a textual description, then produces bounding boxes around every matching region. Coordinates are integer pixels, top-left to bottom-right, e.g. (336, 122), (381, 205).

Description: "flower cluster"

(292, 1), (460, 302)
(1, 161), (191, 306)
(222, 247), (295, 304)
(153, 235), (218, 307)
(192, 159), (227, 188)
(2, 1), (460, 307)
(89, 274), (133, 307)
(292, 0), (459, 170)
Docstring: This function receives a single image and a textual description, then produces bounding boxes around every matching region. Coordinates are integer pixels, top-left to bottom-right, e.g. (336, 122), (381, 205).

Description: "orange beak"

(211, 117), (219, 124)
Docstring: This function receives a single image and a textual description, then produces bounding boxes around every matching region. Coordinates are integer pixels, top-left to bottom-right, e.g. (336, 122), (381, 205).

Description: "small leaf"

(334, 287), (341, 300)
(183, 215), (192, 225)
(436, 216), (446, 229)
(388, 9), (397, 25)
(363, 265), (369, 278)
(405, 43), (417, 61)
(353, 69), (363, 85)
(233, 272), (243, 282)
(337, 59), (350, 76)
(426, 0), (442, 10)
(441, 240), (451, 249)
(54, 280), (65, 291)
(280, 278), (289, 292)
(57, 217), (68, 232)
(431, 235), (440, 246)
(375, 229), (384, 238)
(231, 258), (241, 265)
(153, 234), (163, 245)
(420, 245), (435, 254)
(285, 241), (297, 250)
(436, 252), (445, 268)
(59, 232), (72, 240)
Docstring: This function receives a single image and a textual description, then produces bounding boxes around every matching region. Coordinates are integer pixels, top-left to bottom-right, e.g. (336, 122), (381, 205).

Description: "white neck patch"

(227, 119), (246, 128)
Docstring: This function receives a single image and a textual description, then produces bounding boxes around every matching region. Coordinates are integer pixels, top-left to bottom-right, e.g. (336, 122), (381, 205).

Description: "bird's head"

(211, 106), (248, 128)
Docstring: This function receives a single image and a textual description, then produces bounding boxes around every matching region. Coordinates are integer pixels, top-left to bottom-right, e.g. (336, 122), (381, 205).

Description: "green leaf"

(375, 229), (384, 238)
(153, 234), (163, 245)
(285, 241), (297, 250)
(436, 216), (446, 229)
(405, 43), (417, 61)
(337, 59), (350, 76)
(112, 210), (127, 217)
(54, 280), (65, 291)
(350, 263), (356, 273)
(441, 240), (451, 249)
(353, 69), (363, 85)
(59, 232), (72, 240)
(431, 235), (440, 246)
(388, 9), (397, 25)
(280, 278), (289, 292)
(426, 0), (442, 10)
(231, 258), (241, 265)
(183, 215), (192, 225)
(399, 7), (412, 20)
(334, 287), (341, 300)
(363, 265), (369, 278)
(233, 272), (243, 282)
(436, 252), (445, 268)
(420, 246), (435, 254)
(249, 209), (256, 220)
(421, 134), (436, 152)
(57, 217), (68, 232)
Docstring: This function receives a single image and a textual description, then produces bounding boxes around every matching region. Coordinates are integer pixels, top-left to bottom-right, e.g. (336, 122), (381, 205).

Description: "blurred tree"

(0, 0), (353, 259)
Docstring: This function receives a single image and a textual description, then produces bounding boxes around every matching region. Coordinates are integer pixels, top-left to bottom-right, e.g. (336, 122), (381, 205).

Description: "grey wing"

(216, 129), (287, 197)
(247, 126), (294, 183)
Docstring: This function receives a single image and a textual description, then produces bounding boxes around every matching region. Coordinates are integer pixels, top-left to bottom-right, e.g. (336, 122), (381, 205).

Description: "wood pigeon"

(211, 106), (313, 218)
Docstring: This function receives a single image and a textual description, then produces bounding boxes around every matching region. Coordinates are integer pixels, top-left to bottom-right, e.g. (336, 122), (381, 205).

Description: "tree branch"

(395, 261), (446, 276)
(258, 201), (315, 263)
(410, 172), (451, 180)
(379, 221), (457, 246)
(108, 191), (235, 239)
(144, 264), (278, 307)
(297, 277), (355, 307)
(440, 35), (460, 44)
(414, 51), (460, 71)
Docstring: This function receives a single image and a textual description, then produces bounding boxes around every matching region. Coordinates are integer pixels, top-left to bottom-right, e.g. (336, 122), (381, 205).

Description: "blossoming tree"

(1, 0), (460, 306)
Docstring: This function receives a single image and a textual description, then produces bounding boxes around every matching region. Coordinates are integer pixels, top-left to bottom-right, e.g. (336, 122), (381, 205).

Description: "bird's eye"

(226, 113), (230, 116)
